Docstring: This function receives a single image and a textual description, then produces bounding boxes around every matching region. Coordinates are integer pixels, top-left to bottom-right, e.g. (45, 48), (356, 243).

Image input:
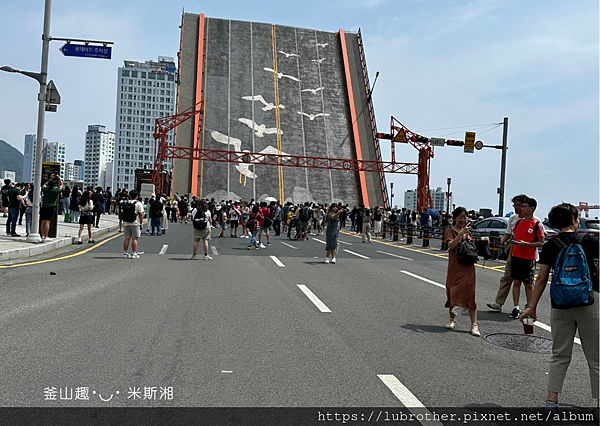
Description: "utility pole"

(446, 177), (451, 215)
(498, 117), (508, 216)
(390, 182), (394, 208)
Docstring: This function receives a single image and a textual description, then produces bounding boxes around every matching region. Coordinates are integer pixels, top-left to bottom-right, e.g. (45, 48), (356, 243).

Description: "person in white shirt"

(191, 199), (213, 260)
(229, 204), (240, 238)
(122, 190), (145, 258)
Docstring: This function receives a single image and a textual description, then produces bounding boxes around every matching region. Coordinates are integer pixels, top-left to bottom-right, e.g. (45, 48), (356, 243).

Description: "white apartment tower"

(23, 134), (48, 182)
(114, 56), (176, 190)
(404, 187), (453, 213)
(64, 163), (82, 181)
(45, 142), (67, 179)
(84, 125), (115, 189)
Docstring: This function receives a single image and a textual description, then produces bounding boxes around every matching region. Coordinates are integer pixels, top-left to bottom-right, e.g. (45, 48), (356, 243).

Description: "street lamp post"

(390, 182), (394, 208)
(446, 177), (451, 215)
(0, 0), (52, 243)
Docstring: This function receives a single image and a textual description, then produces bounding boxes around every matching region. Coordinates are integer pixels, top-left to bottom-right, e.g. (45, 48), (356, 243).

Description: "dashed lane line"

(270, 255), (285, 267)
(313, 238), (326, 244)
(159, 245), (168, 255)
(377, 251), (413, 261)
(378, 375), (443, 425)
(400, 271), (581, 345)
(343, 249), (370, 259)
(297, 285), (331, 313)
(281, 242), (298, 250)
(211, 246), (219, 256)
(400, 270), (445, 289)
(338, 240), (352, 245)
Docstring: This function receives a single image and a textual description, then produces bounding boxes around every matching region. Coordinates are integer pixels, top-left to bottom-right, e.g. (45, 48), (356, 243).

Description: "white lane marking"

(270, 255), (285, 267)
(211, 246), (219, 256)
(534, 320), (581, 346)
(377, 251), (412, 261)
(338, 240), (352, 245)
(221, 370), (233, 373)
(313, 238), (326, 244)
(378, 375), (443, 425)
(159, 245), (168, 255)
(400, 270), (445, 289)
(343, 249), (370, 259)
(400, 271), (583, 346)
(297, 285), (331, 313)
(281, 242), (298, 250)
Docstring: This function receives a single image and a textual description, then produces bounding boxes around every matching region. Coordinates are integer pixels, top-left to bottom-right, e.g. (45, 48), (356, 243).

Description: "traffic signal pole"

(498, 117), (508, 216)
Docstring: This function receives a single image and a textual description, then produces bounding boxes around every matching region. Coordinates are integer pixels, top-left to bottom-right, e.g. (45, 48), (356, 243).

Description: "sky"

(0, 0), (598, 218)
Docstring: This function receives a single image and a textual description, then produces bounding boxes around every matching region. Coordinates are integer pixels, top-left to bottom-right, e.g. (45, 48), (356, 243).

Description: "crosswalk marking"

(297, 285), (331, 313)
(159, 245), (168, 255)
(270, 255), (285, 267)
(343, 249), (369, 259)
(377, 251), (412, 261)
(281, 242), (298, 249)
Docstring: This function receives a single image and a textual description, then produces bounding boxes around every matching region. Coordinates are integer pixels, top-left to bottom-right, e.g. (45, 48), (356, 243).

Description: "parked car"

(472, 217), (558, 239)
(543, 218), (599, 236)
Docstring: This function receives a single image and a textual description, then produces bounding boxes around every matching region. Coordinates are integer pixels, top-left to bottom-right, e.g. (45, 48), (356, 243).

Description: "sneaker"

(88, 240), (95, 244)
(331, 258), (336, 264)
(255, 245), (259, 250)
(544, 400), (558, 413)
(325, 258), (330, 264)
(191, 253), (197, 259)
(204, 255), (213, 260)
(77, 240), (82, 245)
(131, 253), (140, 259)
(487, 302), (503, 312)
(445, 319), (456, 330)
(470, 323), (480, 337)
(247, 246), (252, 250)
(510, 308), (520, 319)
(267, 242), (271, 246)
(259, 243), (266, 248)
(123, 253), (130, 258)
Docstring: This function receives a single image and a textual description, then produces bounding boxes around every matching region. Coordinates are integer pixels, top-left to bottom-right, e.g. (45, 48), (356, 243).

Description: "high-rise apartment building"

(45, 142), (67, 179)
(74, 160), (85, 180)
(23, 134), (48, 182)
(403, 187), (453, 213)
(65, 163), (82, 181)
(84, 125), (115, 189)
(114, 56), (176, 190)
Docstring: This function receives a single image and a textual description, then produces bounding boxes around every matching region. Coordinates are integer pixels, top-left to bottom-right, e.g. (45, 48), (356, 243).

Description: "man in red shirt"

(509, 196), (545, 318)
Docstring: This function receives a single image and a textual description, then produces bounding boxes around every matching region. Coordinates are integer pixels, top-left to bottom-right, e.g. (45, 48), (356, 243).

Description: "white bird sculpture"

(311, 58), (326, 64)
(301, 87), (325, 94)
(263, 67), (300, 82)
(211, 131), (257, 181)
(316, 43), (329, 48)
(278, 50), (299, 58)
(238, 118), (283, 137)
(241, 95), (285, 112)
(297, 111), (330, 121)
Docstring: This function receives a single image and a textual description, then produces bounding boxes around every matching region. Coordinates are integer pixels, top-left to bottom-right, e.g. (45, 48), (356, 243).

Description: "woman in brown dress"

(444, 206), (479, 336)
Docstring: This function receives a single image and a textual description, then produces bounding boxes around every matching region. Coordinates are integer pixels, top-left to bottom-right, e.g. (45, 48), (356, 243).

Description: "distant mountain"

(0, 140), (24, 182)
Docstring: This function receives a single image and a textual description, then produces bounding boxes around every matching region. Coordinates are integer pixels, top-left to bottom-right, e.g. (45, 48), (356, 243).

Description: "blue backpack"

(549, 233), (594, 309)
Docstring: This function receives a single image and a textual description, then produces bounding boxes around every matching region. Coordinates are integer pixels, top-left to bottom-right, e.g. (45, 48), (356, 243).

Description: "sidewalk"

(0, 213), (121, 261)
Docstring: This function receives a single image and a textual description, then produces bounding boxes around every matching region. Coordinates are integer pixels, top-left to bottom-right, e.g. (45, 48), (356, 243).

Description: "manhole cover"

(484, 333), (553, 353)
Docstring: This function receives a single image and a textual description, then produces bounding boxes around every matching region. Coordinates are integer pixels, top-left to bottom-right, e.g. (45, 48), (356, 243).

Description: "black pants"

(273, 220), (281, 236)
(94, 209), (102, 227)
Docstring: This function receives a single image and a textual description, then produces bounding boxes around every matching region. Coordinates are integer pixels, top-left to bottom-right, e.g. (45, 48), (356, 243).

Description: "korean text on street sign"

(430, 137), (445, 147)
(464, 132), (476, 153)
(392, 128), (407, 143)
(59, 44), (112, 60)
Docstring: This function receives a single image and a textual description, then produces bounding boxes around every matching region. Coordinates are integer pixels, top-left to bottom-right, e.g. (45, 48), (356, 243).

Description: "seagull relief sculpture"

(241, 95), (285, 112)
(301, 87), (324, 94)
(263, 67), (300, 82)
(278, 50), (299, 58)
(297, 111), (330, 121)
(238, 118), (283, 137)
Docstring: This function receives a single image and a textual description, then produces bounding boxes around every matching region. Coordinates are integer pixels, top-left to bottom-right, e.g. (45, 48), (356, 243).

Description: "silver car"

(471, 217), (557, 239)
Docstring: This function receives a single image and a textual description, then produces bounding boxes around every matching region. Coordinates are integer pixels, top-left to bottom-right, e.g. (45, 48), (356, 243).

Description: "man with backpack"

(258, 201), (272, 247)
(149, 195), (164, 236)
(191, 199), (213, 260)
(297, 202), (312, 241)
(122, 190), (144, 258)
(520, 203), (598, 412)
(508, 197), (546, 318)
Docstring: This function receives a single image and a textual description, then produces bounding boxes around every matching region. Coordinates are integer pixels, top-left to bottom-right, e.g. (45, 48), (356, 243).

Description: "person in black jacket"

(91, 187), (104, 228)
(69, 186), (81, 223)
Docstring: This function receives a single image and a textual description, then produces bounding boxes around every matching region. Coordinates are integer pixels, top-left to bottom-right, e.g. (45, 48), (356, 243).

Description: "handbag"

(64, 212), (70, 222)
(453, 230), (479, 265)
(81, 210), (93, 218)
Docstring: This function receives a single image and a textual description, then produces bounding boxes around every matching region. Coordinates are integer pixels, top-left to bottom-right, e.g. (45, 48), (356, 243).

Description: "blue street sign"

(59, 44), (112, 59)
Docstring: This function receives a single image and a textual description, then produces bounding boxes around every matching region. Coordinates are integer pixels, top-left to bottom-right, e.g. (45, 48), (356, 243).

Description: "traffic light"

(376, 133), (393, 140)
(446, 140), (465, 147)
(411, 135), (429, 143)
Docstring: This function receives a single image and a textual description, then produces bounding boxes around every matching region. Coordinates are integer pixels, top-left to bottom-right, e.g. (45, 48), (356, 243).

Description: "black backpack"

(193, 210), (208, 230)
(300, 207), (311, 222)
(121, 201), (138, 223)
(150, 199), (163, 218)
(453, 230), (479, 265)
(263, 207), (275, 227)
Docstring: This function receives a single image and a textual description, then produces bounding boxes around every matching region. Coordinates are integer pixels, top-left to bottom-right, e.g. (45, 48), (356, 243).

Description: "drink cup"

(523, 317), (534, 335)
(481, 236), (489, 247)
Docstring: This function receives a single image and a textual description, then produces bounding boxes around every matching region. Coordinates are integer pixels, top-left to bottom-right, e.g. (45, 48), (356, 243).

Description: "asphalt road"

(0, 222), (594, 410)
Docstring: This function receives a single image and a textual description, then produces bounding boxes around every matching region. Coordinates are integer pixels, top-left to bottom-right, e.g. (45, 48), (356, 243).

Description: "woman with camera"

(444, 206), (479, 336)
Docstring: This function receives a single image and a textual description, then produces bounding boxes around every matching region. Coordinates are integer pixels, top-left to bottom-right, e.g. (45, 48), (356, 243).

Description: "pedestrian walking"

(324, 203), (341, 264)
(191, 199), (213, 260)
(229, 203), (240, 237)
(149, 195), (163, 236)
(77, 189), (95, 244)
(444, 206), (480, 336)
(121, 190), (144, 258)
(24, 185), (35, 236)
(161, 194), (168, 235)
(40, 174), (63, 241)
(361, 208), (372, 243)
(116, 188), (129, 232)
(247, 205), (262, 249)
(6, 182), (23, 236)
(1, 178), (11, 217)
(373, 206), (382, 238)
(69, 186), (81, 224)
(520, 203), (599, 412)
(273, 201), (282, 236)
(91, 187), (104, 228)
(178, 197), (189, 223)
(59, 185), (71, 215)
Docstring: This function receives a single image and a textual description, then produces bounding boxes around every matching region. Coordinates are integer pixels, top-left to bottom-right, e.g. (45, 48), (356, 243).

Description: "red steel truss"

(152, 102), (432, 210)
(390, 116), (434, 212)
